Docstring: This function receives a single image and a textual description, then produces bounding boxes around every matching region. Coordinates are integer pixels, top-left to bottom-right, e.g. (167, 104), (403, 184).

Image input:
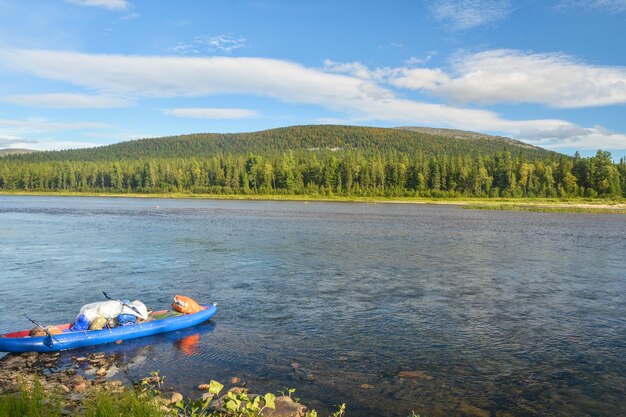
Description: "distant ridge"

(0, 148), (38, 156)
(396, 126), (540, 150)
(6, 125), (557, 163)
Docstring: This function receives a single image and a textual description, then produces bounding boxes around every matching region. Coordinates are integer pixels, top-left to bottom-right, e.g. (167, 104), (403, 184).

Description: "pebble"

(198, 384), (211, 390)
(95, 367), (107, 377)
(230, 376), (241, 384)
(73, 382), (87, 393)
(396, 370), (433, 380)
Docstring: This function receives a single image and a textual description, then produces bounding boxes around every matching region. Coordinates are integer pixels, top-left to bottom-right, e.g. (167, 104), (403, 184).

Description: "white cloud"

(169, 35), (248, 55)
(64, 0), (130, 11)
(557, 0), (626, 13)
(0, 134), (37, 147)
(163, 108), (258, 119)
(0, 117), (109, 132)
(0, 133), (102, 151)
(384, 49), (626, 108)
(0, 118), (109, 151)
(427, 0), (512, 30)
(6, 93), (132, 108)
(1, 48), (625, 149)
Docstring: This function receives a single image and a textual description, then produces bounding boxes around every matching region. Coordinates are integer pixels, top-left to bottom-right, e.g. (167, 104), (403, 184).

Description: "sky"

(0, 0), (625, 157)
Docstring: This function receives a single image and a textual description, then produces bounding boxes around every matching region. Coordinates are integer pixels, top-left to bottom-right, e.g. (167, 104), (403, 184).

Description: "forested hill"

(5, 125), (554, 163)
(397, 126), (540, 150)
(1, 125), (624, 198)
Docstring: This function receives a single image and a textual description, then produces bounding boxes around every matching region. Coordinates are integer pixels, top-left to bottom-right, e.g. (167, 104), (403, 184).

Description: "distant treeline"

(2, 149), (624, 198)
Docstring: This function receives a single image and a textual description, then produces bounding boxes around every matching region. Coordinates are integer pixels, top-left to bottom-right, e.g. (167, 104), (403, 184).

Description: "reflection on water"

(1, 196), (625, 417)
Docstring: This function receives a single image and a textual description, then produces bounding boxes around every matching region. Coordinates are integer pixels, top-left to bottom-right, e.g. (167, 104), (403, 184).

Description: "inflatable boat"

(0, 304), (217, 353)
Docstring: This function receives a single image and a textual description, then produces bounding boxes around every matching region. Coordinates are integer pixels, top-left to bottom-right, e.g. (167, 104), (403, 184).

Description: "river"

(0, 195), (624, 416)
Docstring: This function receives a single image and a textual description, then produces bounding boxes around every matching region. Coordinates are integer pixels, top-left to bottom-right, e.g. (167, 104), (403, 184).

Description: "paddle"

(24, 315), (57, 347)
(102, 292), (144, 318)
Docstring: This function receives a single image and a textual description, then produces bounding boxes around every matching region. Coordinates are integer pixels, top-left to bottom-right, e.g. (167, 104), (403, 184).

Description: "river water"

(0, 196), (624, 416)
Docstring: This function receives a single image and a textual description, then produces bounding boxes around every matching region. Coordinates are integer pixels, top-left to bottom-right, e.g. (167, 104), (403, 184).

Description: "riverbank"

(0, 352), (317, 417)
(1, 190), (625, 213)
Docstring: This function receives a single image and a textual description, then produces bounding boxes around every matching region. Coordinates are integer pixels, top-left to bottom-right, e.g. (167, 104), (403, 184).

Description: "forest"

(1, 126), (624, 198)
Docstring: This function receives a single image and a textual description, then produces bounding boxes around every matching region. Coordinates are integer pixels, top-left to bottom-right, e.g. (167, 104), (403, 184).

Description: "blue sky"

(0, 0), (625, 157)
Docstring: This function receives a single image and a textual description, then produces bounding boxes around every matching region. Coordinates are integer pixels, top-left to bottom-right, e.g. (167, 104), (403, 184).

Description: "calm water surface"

(0, 196), (625, 417)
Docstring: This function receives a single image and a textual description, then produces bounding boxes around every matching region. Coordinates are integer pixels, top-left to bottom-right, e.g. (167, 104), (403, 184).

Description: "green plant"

(0, 380), (63, 417)
(329, 403), (346, 417)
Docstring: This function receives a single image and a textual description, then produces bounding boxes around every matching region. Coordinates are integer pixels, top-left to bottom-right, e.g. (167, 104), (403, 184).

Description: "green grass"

(463, 204), (626, 214)
(0, 380), (63, 417)
(1, 189), (625, 206)
(0, 380), (162, 417)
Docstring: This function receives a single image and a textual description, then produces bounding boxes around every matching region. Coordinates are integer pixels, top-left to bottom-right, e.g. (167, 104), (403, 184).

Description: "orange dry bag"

(172, 295), (203, 314)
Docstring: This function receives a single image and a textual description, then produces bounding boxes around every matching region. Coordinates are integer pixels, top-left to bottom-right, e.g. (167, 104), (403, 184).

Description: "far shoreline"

(1, 190), (626, 213)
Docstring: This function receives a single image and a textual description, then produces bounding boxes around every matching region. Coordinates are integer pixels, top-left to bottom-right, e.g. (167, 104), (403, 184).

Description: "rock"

(68, 392), (85, 401)
(59, 384), (71, 393)
(95, 367), (107, 377)
(230, 376), (241, 384)
(396, 370), (433, 380)
(73, 382), (87, 393)
(2, 355), (27, 370)
(75, 357), (87, 362)
(198, 384), (211, 390)
(294, 368), (316, 381)
(170, 392), (183, 403)
(260, 395), (307, 417)
(459, 403), (490, 417)
(290, 361), (300, 369)
(115, 339), (123, 344)
(338, 356), (348, 362)
(228, 387), (248, 395)
(359, 383), (374, 389)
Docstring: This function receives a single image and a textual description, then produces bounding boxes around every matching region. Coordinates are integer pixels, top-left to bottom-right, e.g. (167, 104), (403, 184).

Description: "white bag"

(80, 300), (124, 322)
(127, 300), (148, 320)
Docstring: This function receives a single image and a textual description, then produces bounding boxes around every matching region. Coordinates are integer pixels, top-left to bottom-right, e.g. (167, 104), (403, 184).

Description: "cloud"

(64, 0), (130, 11)
(557, 0), (626, 13)
(163, 108), (258, 119)
(426, 0), (513, 30)
(1, 48), (625, 149)
(0, 134), (37, 147)
(0, 118), (110, 151)
(169, 35), (248, 55)
(0, 117), (109, 132)
(6, 93), (132, 108)
(521, 125), (626, 150)
(383, 49), (626, 108)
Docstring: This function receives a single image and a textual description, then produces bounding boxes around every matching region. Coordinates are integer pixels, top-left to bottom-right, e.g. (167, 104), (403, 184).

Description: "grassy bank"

(463, 204), (626, 214)
(0, 375), (344, 417)
(1, 190), (625, 210)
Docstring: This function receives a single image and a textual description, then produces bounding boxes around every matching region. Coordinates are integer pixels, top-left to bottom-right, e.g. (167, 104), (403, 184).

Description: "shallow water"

(0, 195), (625, 416)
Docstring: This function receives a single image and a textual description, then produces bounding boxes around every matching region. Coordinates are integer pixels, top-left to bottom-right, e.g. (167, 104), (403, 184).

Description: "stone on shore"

(396, 370), (433, 380)
(260, 395), (308, 417)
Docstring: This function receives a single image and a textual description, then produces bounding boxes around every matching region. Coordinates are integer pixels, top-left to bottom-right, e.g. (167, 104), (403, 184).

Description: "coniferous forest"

(1, 125), (625, 198)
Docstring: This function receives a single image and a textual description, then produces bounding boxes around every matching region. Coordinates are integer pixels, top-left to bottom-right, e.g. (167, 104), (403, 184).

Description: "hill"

(1, 125), (623, 199)
(396, 126), (540, 150)
(0, 148), (38, 156)
(6, 125), (556, 163)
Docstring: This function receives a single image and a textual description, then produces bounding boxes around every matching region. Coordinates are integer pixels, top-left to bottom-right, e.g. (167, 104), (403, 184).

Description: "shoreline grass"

(1, 190), (625, 209)
(462, 204), (626, 214)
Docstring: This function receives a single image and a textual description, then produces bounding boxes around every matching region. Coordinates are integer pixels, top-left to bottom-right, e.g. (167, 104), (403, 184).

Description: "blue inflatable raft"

(0, 304), (217, 353)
